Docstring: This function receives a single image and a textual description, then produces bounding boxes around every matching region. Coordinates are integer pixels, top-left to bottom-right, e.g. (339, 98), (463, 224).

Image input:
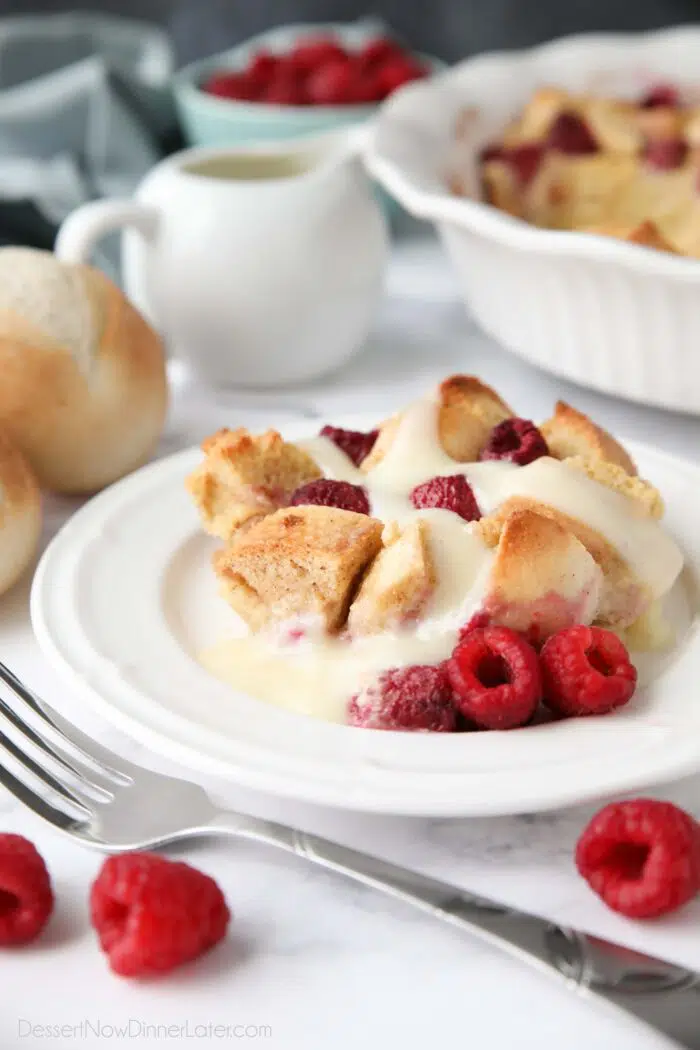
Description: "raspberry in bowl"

(173, 22), (443, 151)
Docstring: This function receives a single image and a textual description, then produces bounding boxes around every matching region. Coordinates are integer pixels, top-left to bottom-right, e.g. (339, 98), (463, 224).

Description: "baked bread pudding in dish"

(187, 376), (683, 731)
(453, 83), (700, 257)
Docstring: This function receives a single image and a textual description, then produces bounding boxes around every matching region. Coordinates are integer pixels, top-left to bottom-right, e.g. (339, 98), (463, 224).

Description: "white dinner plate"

(30, 417), (700, 817)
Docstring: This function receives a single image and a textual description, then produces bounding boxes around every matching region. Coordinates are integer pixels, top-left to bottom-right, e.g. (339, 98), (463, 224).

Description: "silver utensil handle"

(211, 812), (699, 1049)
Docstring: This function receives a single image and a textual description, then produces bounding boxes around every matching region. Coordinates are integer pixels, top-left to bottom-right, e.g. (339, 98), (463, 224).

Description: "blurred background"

(0, 0), (694, 272)
(0, 0), (697, 64)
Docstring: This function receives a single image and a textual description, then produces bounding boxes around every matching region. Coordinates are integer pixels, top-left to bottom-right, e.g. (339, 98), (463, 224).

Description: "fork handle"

(210, 812), (698, 1048)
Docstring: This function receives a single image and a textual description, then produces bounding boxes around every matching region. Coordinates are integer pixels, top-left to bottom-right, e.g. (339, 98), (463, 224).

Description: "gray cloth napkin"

(0, 12), (176, 280)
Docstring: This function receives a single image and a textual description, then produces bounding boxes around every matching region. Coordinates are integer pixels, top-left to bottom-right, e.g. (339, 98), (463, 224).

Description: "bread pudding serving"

(186, 377), (683, 732)
(452, 83), (700, 257)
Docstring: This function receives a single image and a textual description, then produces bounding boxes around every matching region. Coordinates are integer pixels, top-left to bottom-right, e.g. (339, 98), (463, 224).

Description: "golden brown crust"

(581, 219), (678, 253)
(214, 506), (383, 632)
(477, 496), (648, 628)
(564, 456), (663, 518)
(437, 375), (513, 461)
(0, 428), (42, 595)
(481, 508), (602, 638)
(361, 374), (512, 471)
(0, 250), (167, 494)
(186, 427), (321, 541)
(348, 519), (436, 634)
(541, 401), (637, 475)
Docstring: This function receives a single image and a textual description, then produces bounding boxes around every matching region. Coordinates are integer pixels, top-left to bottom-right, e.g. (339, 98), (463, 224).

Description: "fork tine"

(0, 661), (131, 786)
(0, 723), (93, 816)
(0, 759), (88, 832)
(0, 692), (114, 801)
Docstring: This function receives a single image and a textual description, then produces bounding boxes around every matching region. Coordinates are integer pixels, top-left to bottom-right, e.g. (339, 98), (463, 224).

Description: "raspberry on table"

(546, 111), (599, 155)
(540, 625), (637, 717)
(0, 834), (53, 946)
(480, 418), (549, 466)
(348, 664), (458, 731)
(320, 425), (378, 466)
(410, 474), (481, 522)
(576, 799), (700, 918)
(290, 478), (370, 515)
(91, 852), (230, 977)
(447, 626), (542, 730)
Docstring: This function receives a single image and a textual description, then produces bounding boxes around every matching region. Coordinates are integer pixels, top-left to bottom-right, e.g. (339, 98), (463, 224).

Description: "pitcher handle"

(54, 199), (159, 266)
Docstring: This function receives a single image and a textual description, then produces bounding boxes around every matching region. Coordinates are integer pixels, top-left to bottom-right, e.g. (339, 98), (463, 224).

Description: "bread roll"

(0, 430), (41, 595)
(0, 248), (168, 494)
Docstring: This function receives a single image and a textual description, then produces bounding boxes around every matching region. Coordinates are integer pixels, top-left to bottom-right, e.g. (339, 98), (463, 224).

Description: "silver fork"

(0, 660), (696, 1049)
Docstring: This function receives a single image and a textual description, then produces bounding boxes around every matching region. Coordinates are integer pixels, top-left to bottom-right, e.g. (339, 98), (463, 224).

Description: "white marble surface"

(0, 235), (699, 1049)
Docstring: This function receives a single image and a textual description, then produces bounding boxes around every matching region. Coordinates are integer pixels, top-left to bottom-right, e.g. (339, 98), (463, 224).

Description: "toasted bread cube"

(186, 427), (321, 541)
(564, 456), (663, 518)
(214, 505), (383, 633)
(480, 508), (603, 639)
(582, 219), (678, 254)
(541, 401), (637, 475)
(348, 519), (436, 634)
(361, 375), (513, 471)
(481, 160), (524, 217)
(477, 496), (648, 629)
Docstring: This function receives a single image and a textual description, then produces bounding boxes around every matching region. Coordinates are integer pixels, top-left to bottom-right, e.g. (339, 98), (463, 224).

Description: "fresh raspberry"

(357, 37), (404, 70)
(91, 853), (230, 977)
(410, 474), (481, 522)
(644, 137), (688, 170)
(348, 664), (457, 731)
(546, 111), (598, 154)
(246, 50), (278, 91)
(640, 84), (680, 109)
(320, 424), (378, 466)
(458, 610), (491, 640)
(540, 625), (637, 717)
(263, 67), (306, 105)
(480, 418), (549, 466)
(306, 58), (358, 105)
(376, 57), (427, 97)
(447, 626), (542, 730)
(0, 834), (53, 945)
(290, 479), (370, 515)
(203, 71), (256, 101)
(575, 800), (700, 918)
(289, 37), (347, 73)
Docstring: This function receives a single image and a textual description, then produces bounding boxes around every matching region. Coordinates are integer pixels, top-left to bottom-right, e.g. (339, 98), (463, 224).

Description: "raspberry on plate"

(290, 478), (370, 515)
(306, 58), (356, 105)
(320, 424), (378, 466)
(576, 799), (700, 918)
(91, 853), (230, 977)
(0, 834), (53, 946)
(447, 626), (541, 730)
(480, 418), (549, 465)
(348, 664), (457, 731)
(540, 625), (637, 717)
(410, 474), (481, 522)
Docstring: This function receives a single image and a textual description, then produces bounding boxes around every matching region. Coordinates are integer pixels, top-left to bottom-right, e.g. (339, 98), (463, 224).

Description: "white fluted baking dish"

(365, 27), (700, 413)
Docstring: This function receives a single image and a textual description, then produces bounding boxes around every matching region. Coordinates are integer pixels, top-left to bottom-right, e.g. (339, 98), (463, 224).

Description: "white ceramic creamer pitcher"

(55, 131), (389, 386)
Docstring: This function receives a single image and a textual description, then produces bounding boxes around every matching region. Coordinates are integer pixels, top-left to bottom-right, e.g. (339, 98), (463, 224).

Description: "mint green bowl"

(172, 20), (444, 213)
